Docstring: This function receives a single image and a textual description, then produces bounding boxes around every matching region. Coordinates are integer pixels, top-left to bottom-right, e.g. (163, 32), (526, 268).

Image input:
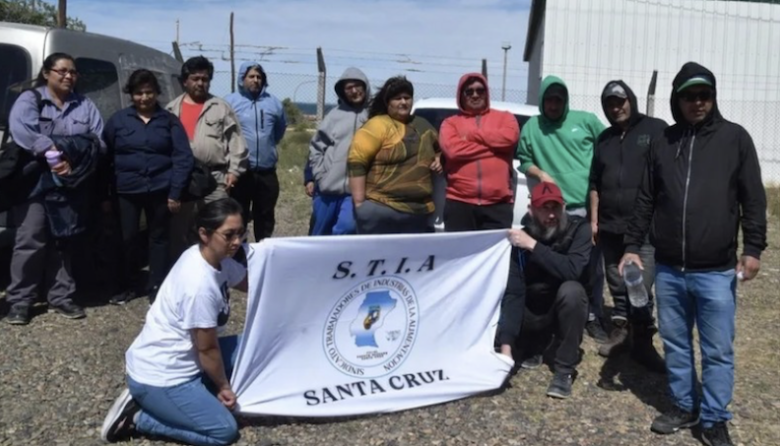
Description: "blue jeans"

(655, 265), (737, 428)
(311, 194), (356, 235)
(127, 336), (241, 446)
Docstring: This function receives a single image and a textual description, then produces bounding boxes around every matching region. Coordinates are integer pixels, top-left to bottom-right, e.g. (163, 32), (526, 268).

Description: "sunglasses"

(680, 90), (713, 102)
(463, 87), (486, 97)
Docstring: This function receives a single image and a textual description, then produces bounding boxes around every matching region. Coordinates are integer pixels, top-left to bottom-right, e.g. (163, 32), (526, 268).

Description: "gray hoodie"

(309, 67), (371, 195)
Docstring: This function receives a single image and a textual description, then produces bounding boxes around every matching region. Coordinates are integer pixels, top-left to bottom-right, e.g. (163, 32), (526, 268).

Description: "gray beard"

(526, 212), (568, 242)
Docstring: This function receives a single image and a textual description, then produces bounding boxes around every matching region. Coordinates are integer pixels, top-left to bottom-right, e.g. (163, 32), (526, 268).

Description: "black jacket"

(589, 81), (668, 234)
(624, 62), (767, 271)
(497, 216), (591, 345)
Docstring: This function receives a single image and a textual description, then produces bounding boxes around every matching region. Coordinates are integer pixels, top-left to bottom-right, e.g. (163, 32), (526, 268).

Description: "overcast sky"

(67, 0), (532, 100)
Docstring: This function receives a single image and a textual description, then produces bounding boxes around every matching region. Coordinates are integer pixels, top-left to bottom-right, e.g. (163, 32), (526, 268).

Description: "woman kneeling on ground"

(101, 198), (248, 446)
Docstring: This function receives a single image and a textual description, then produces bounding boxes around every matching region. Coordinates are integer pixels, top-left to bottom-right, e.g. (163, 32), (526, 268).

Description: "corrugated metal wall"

(535, 0), (780, 182)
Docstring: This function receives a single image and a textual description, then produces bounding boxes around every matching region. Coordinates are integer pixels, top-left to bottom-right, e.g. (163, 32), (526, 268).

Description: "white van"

(411, 97), (539, 230)
(0, 22), (183, 247)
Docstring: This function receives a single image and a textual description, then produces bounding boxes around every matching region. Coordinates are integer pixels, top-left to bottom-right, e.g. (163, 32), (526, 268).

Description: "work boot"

(585, 317), (609, 344)
(598, 318), (631, 357)
(631, 323), (666, 374)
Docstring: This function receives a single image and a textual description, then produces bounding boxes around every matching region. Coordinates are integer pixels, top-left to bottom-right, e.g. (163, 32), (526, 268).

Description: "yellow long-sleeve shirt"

(348, 115), (439, 214)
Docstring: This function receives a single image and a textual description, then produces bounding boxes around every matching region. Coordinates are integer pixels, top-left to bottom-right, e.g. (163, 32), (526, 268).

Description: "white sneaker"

(100, 388), (137, 442)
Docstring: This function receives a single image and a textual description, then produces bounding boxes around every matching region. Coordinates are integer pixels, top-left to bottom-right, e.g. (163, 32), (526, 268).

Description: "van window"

(75, 57), (121, 119)
(0, 44), (32, 128)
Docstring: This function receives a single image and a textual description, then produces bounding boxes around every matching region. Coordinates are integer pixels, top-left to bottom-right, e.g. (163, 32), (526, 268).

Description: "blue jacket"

(224, 62), (287, 170)
(103, 105), (194, 200)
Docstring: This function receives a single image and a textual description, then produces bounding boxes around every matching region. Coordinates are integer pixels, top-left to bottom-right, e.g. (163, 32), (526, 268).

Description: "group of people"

(3, 54), (287, 324)
(0, 51), (768, 446)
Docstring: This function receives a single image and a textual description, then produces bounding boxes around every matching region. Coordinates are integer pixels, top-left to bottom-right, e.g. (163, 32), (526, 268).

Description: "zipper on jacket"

(476, 115), (482, 205)
(261, 109), (265, 129)
(346, 112), (359, 193)
(681, 129), (695, 271)
(253, 101), (261, 169)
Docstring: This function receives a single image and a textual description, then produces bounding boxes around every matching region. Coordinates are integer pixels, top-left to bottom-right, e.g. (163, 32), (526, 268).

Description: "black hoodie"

(589, 81), (668, 234)
(624, 62), (767, 271)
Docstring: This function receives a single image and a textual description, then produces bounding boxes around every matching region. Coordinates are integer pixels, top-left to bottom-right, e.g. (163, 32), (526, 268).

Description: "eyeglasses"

(215, 229), (246, 242)
(463, 87), (486, 97)
(680, 90), (713, 103)
(50, 68), (79, 78)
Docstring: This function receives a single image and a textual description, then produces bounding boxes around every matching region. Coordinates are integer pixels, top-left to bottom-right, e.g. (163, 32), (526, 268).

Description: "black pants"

(497, 247), (526, 347)
(443, 199), (513, 232)
(519, 281), (589, 374)
(117, 191), (170, 292)
(354, 200), (432, 234)
(233, 170), (280, 242)
(599, 231), (656, 325)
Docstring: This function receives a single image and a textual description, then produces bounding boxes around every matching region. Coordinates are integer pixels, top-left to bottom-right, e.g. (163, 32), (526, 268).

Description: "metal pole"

(501, 42), (511, 101)
(646, 70), (658, 117)
(57, 0), (67, 28)
(316, 47), (326, 124)
(481, 59), (488, 79)
(230, 13), (236, 93)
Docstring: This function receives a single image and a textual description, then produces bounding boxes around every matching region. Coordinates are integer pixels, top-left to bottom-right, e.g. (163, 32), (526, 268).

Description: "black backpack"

(0, 89), (46, 213)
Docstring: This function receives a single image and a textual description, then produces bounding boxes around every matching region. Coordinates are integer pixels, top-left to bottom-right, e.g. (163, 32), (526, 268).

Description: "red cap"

(531, 182), (564, 207)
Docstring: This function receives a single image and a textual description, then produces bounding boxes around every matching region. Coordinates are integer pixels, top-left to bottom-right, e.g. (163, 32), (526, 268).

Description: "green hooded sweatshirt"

(517, 76), (605, 209)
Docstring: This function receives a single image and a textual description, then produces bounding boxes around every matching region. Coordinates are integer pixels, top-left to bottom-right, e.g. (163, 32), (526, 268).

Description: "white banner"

(231, 230), (514, 417)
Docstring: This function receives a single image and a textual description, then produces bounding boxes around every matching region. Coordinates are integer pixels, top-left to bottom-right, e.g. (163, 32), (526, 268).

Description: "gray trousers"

(169, 184), (229, 262)
(599, 230), (656, 325)
(354, 200), (432, 235)
(6, 198), (75, 307)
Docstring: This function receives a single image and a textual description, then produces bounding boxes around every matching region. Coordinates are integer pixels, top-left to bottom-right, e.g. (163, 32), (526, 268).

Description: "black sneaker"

(520, 354), (543, 370)
(109, 290), (136, 306)
(4, 303), (30, 325)
(49, 301), (86, 319)
(650, 406), (700, 434)
(702, 422), (733, 446)
(100, 388), (139, 442)
(546, 372), (573, 399)
(586, 319), (609, 344)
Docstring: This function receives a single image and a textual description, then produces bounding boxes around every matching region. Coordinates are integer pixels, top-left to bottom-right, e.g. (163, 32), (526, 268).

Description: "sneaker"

(109, 291), (136, 306)
(100, 388), (139, 442)
(49, 301), (86, 319)
(520, 354), (543, 370)
(4, 303), (31, 325)
(586, 319), (609, 344)
(702, 422), (734, 446)
(546, 372), (573, 399)
(650, 406), (700, 434)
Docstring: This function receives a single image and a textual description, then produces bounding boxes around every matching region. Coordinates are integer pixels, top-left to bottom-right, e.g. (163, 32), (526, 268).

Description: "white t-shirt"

(125, 245), (247, 387)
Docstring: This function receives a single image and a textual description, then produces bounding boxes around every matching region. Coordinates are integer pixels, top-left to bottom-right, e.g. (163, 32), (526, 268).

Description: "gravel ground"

(1, 218), (778, 446)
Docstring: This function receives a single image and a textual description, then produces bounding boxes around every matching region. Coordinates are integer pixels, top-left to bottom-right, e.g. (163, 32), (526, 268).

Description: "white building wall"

(534, 0), (780, 183)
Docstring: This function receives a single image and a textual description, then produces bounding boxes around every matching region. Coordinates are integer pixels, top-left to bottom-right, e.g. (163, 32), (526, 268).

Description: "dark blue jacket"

(104, 106), (194, 200)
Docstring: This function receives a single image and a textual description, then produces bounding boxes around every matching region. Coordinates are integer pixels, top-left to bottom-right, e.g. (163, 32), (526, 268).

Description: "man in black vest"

(500, 181), (591, 399)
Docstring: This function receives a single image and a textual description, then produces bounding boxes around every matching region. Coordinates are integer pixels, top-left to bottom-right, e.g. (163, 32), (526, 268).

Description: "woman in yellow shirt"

(347, 76), (442, 234)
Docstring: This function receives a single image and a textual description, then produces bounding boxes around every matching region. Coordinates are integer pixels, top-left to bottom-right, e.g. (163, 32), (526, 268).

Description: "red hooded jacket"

(439, 73), (520, 205)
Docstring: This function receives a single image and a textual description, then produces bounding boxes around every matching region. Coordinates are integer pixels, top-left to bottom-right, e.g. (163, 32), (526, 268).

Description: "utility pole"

(57, 0), (67, 28)
(230, 12), (236, 93)
(501, 42), (512, 101)
(176, 19), (180, 45)
(481, 58), (488, 79)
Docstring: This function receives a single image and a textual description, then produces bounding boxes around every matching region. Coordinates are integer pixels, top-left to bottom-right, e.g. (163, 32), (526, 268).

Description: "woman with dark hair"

(103, 69), (194, 305)
(101, 198), (248, 446)
(347, 76), (442, 234)
(4, 52), (104, 325)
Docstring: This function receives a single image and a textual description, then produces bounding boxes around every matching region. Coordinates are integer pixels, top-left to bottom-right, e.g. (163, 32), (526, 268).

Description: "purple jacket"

(9, 86), (105, 155)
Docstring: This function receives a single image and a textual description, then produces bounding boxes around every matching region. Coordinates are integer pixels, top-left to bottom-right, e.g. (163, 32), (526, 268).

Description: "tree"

(0, 0), (87, 31)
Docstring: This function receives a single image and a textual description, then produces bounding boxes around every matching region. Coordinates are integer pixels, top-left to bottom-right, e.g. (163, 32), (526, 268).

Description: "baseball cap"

(604, 82), (628, 99)
(531, 182), (565, 208)
(676, 75), (713, 93)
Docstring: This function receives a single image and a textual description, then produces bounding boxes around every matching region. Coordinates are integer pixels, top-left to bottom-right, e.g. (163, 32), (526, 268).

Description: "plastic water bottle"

(45, 150), (64, 187)
(623, 261), (649, 308)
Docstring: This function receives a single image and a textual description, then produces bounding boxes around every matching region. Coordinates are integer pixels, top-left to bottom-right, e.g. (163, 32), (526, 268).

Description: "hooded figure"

(517, 76), (606, 210)
(224, 62), (287, 171)
(438, 72), (520, 231)
(588, 80), (667, 369)
(224, 61), (287, 241)
(623, 62), (766, 442)
(307, 67), (371, 235)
